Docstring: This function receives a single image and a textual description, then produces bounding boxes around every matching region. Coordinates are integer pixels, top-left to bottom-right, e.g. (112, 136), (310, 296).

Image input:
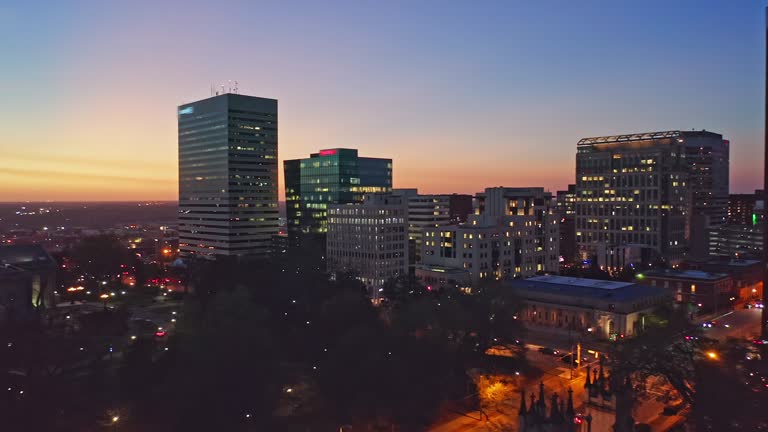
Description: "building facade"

(575, 130), (728, 267)
(556, 184), (577, 263)
(639, 269), (733, 314)
(403, 191), (449, 264)
(508, 275), (670, 340)
(448, 194), (473, 224)
(684, 258), (763, 304)
(420, 187), (559, 286)
(177, 93), (279, 258)
(284, 149), (392, 241)
(728, 192), (760, 225)
(326, 194), (408, 298)
(707, 223), (764, 259)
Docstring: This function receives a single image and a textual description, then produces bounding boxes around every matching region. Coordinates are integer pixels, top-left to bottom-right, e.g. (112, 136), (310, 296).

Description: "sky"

(0, 0), (764, 201)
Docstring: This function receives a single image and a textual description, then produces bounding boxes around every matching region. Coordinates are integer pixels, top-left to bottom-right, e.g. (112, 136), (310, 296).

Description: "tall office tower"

(177, 93), (279, 258)
(326, 194), (408, 299)
(283, 148), (392, 242)
(419, 187), (559, 286)
(685, 132), (730, 259)
(575, 130), (729, 268)
(556, 184), (577, 263)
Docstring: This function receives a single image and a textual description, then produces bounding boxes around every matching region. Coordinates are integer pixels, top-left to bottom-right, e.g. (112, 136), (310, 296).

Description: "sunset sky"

(0, 1), (764, 201)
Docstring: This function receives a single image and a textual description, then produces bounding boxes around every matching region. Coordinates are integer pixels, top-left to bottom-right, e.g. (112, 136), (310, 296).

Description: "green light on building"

(753, 213), (758, 226)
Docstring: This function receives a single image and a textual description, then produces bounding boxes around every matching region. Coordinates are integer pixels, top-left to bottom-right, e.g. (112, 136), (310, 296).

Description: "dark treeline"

(2, 247), (527, 431)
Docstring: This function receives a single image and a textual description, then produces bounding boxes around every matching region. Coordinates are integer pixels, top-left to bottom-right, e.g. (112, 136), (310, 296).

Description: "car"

(538, 347), (559, 356)
(702, 321), (717, 328)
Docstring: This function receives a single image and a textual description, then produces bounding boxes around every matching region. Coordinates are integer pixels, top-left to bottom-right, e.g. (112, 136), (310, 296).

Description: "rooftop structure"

(578, 130), (682, 146)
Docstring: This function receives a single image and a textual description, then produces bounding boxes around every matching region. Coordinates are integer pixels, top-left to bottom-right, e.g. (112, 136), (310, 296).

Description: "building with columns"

(507, 275), (670, 340)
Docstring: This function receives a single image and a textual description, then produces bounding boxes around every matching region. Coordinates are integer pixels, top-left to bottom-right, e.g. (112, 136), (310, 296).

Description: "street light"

(100, 293), (109, 311)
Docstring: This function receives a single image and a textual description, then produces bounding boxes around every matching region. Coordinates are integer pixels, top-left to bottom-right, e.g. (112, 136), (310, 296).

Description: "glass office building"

(178, 93), (279, 258)
(284, 148), (392, 239)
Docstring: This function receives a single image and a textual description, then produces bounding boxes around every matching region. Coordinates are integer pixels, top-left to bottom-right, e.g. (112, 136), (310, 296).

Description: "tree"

(71, 235), (131, 282)
(609, 304), (698, 405)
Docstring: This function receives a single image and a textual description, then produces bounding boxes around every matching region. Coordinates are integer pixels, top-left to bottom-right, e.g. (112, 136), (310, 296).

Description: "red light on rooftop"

(319, 149), (337, 156)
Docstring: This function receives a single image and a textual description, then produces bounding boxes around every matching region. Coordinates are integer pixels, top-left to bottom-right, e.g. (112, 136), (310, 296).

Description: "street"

(701, 307), (763, 342)
(430, 307), (762, 431)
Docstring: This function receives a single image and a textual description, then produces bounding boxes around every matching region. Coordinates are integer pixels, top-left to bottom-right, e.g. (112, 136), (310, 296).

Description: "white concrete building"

(508, 275), (670, 340)
(420, 187), (559, 286)
(392, 189), (453, 264)
(326, 194), (409, 298)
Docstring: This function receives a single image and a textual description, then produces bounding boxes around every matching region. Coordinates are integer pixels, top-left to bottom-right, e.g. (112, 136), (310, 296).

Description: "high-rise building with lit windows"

(420, 187), (559, 286)
(283, 148), (392, 241)
(574, 130), (728, 267)
(177, 93), (279, 258)
(326, 193), (408, 299)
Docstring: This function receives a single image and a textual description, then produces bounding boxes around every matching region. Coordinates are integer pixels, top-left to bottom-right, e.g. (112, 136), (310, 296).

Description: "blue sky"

(0, 0), (764, 200)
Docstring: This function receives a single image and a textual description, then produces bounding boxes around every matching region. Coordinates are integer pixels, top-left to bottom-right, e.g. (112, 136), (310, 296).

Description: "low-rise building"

(326, 194), (408, 299)
(638, 269), (733, 314)
(415, 264), (471, 292)
(508, 275), (670, 340)
(684, 258), (763, 303)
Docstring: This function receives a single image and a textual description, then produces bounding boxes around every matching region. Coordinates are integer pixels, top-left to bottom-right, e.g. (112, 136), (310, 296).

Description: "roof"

(508, 275), (668, 303)
(526, 275), (634, 290)
(642, 269), (730, 281)
(578, 131), (681, 146)
(0, 245), (57, 275)
(577, 130), (722, 146)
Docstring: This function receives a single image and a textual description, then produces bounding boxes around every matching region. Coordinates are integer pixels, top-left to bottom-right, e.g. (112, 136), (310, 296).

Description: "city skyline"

(1, 1), (764, 201)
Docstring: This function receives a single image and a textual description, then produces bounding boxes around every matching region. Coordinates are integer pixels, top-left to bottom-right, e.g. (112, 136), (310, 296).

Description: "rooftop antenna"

(234, 81), (238, 94)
